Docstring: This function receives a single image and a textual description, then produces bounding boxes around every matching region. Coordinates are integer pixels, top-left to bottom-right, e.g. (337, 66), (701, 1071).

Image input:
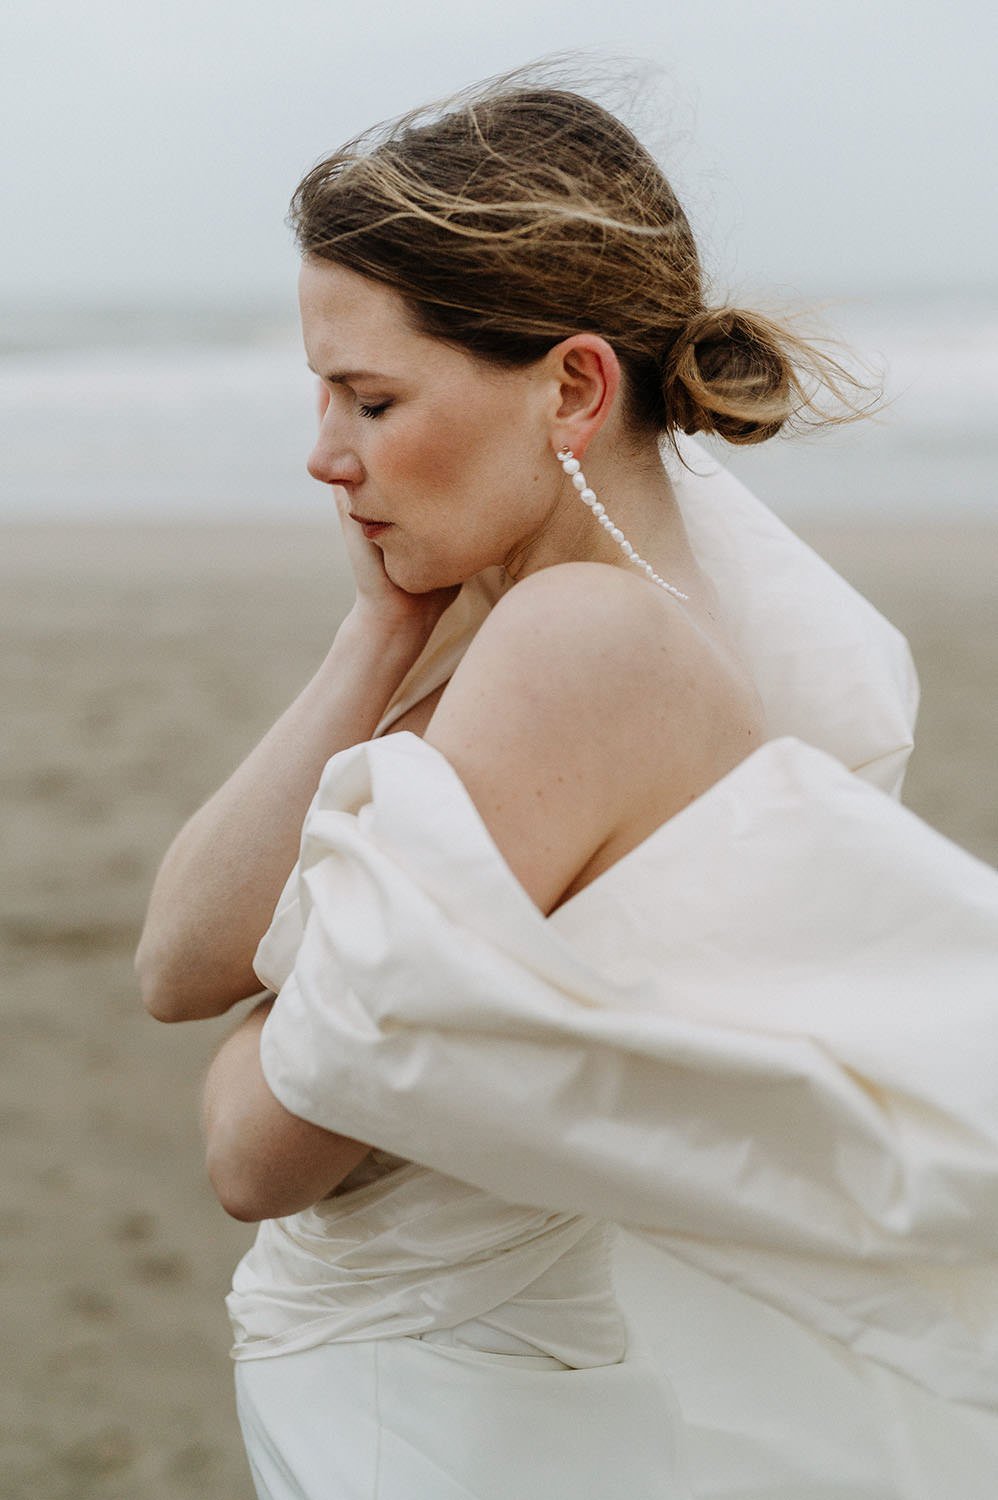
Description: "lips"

(349, 513), (386, 525)
(352, 515), (392, 540)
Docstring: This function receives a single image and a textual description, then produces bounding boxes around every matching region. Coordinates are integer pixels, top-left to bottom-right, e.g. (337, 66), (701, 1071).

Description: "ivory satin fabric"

(229, 438), (998, 1497)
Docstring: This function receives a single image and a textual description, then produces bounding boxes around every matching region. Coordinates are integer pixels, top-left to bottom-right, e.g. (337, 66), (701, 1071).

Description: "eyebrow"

(306, 363), (394, 385)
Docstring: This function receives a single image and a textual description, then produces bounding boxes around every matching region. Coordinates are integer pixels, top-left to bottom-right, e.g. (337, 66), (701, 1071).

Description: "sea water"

(1, 293), (995, 524)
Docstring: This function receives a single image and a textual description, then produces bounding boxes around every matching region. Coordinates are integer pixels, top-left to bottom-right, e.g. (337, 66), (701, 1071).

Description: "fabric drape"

(234, 436), (998, 1495)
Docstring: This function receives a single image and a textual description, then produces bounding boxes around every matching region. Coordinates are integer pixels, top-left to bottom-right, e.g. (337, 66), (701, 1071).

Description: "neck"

(503, 437), (699, 594)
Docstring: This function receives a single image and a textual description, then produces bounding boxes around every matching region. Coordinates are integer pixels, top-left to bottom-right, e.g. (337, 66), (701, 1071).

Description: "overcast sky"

(3, 0), (996, 310)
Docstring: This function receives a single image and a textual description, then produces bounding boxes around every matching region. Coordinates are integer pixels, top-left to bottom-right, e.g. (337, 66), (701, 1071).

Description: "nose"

(306, 407), (364, 488)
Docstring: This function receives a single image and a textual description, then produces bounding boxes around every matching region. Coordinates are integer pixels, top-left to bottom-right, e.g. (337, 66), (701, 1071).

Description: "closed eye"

(358, 400), (391, 420)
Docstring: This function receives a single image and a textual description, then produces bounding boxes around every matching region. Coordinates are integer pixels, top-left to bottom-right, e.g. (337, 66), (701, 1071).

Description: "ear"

(544, 334), (621, 462)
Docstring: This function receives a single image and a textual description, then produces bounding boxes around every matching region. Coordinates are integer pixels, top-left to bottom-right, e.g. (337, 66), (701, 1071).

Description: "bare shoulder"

(463, 558), (700, 671)
(444, 559), (753, 746)
(422, 561), (763, 915)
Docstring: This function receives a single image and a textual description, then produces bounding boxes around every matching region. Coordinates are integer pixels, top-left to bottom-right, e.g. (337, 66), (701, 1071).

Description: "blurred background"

(2, 2), (996, 1496)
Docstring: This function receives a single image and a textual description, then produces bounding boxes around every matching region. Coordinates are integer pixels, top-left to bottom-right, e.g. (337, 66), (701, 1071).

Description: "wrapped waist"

(227, 1163), (626, 1367)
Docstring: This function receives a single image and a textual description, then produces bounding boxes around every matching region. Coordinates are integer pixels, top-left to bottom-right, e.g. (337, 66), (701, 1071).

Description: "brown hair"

(289, 73), (879, 461)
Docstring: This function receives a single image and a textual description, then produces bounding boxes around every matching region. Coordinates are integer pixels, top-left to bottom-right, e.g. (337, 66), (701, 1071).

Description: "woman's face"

(299, 257), (559, 593)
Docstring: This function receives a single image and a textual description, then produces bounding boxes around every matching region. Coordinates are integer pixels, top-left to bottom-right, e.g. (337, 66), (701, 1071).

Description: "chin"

(384, 551), (471, 595)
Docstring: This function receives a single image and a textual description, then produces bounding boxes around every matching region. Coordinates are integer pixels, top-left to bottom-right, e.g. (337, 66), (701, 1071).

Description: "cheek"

(382, 401), (499, 505)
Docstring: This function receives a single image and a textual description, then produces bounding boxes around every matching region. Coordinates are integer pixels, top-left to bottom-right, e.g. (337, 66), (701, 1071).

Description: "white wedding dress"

(228, 438), (998, 1498)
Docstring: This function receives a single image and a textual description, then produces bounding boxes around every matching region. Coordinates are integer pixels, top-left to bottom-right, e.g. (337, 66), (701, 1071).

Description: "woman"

(136, 78), (998, 1499)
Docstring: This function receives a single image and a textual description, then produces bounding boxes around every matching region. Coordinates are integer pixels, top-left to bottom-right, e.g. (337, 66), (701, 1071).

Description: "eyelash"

(358, 401), (391, 420)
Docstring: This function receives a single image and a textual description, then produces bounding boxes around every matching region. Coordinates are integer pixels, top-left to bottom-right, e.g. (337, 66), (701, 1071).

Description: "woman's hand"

(316, 380), (462, 640)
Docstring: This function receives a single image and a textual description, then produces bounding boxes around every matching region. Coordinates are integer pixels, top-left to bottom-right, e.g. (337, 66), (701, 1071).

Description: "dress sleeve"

(256, 728), (998, 1406)
(253, 862), (304, 994)
(258, 730), (998, 1262)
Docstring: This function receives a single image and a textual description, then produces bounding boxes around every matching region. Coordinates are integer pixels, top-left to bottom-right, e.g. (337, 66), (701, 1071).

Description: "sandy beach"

(2, 518), (996, 1500)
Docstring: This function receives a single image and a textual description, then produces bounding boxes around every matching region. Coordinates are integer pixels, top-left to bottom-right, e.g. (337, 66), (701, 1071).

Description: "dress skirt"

(234, 1329), (688, 1500)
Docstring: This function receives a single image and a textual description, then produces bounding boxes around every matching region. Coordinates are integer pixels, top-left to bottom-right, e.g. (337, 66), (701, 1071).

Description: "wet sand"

(1, 519), (995, 1499)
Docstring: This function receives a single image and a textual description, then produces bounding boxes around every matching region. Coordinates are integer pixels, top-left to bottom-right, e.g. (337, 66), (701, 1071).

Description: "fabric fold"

(257, 727), (998, 1408)
(236, 438), (998, 1494)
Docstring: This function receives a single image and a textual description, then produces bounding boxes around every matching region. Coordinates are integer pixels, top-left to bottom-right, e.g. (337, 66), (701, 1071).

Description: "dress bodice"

(227, 1156), (627, 1367)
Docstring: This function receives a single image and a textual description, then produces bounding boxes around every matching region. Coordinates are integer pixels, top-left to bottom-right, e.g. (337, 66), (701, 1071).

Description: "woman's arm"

(194, 563), (725, 1225)
(201, 997), (374, 1220)
(136, 370), (465, 1024)
(135, 607), (433, 1023)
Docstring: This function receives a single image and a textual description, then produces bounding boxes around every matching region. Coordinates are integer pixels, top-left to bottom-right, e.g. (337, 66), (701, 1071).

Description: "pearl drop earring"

(555, 448), (689, 602)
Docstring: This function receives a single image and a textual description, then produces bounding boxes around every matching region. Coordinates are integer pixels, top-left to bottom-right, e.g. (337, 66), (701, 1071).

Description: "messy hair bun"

(290, 69), (879, 462)
(663, 305), (822, 446)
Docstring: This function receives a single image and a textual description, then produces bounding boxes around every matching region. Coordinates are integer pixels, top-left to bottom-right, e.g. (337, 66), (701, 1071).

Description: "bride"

(136, 70), (998, 1499)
